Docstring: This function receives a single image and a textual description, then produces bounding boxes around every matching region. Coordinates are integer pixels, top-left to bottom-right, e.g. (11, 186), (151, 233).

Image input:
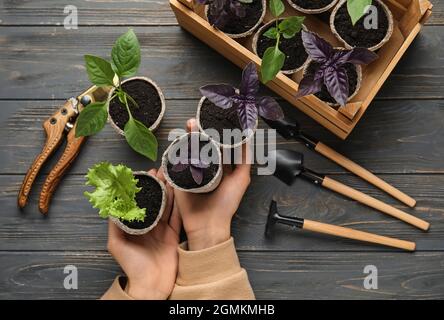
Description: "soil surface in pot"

(256, 22), (308, 72)
(199, 99), (251, 146)
(109, 79), (162, 130)
(207, 0), (263, 35)
(166, 140), (219, 189)
(291, 0), (335, 10)
(305, 61), (358, 105)
(122, 175), (162, 230)
(333, 0), (389, 48)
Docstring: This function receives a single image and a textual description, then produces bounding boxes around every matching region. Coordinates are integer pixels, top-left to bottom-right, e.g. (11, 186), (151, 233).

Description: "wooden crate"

(170, 0), (433, 139)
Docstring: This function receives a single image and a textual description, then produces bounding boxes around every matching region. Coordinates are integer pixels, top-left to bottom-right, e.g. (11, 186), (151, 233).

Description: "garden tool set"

(264, 117), (430, 251)
(17, 86), (109, 214)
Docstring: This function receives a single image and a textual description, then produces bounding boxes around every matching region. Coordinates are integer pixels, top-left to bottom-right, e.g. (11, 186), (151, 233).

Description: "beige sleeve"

(169, 237), (255, 300)
(101, 237), (254, 300)
(101, 276), (134, 300)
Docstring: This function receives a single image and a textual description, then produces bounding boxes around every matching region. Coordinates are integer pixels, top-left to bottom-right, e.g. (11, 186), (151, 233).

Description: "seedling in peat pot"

(75, 29), (159, 161)
(296, 31), (378, 106)
(260, 0), (305, 83)
(200, 62), (284, 132)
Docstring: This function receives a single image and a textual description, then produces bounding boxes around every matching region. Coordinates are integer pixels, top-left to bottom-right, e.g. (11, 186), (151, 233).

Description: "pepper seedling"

(260, 0), (305, 83)
(347, 0), (373, 25)
(200, 62), (284, 130)
(295, 31), (378, 106)
(84, 162), (146, 222)
(197, 0), (253, 29)
(75, 29), (158, 161)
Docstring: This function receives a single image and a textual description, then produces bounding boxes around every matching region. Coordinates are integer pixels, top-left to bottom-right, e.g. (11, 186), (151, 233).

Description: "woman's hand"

(174, 118), (251, 251)
(107, 168), (181, 300)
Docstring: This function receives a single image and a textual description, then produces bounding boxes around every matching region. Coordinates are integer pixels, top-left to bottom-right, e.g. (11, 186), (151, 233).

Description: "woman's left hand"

(107, 168), (181, 300)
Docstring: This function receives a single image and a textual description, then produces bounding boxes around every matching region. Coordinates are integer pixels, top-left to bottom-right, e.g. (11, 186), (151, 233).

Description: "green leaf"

(111, 29), (141, 78)
(238, 0), (253, 3)
(260, 46), (285, 83)
(279, 16), (305, 39)
(124, 118), (158, 161)
(75, 101), (108, 137)
(84, 55), (115, 87)
(347, 0), (372, 26)
(263, 27), (279, 39)
(269, 0), (285, 18)
(84, 162), (145, 222)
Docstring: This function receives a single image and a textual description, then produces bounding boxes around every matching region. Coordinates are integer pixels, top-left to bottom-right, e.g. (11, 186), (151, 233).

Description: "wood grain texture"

(0, 0), (442, 26)
(0, 26), (443, 100)
(0, 251), (443, 299)
(1, 99), (443, 175)
(1, 174), (442, 251)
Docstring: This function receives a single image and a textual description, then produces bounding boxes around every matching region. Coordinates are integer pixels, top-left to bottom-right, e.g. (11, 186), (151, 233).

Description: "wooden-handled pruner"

(270, 150), (430, 231)
(17, 86), (109, 214)
(262, 117), (417, 208)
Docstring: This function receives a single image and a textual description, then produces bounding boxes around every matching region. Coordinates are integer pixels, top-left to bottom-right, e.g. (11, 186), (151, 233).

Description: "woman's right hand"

(173, 118), (251, 251)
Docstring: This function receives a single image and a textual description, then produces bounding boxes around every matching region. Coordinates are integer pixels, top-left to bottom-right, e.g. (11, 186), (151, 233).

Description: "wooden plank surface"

(1, 174), (441, 251)
(1, 99), (443, 175)
(0, 26), (443, 100)
(1, 251), (443, 299)
(0, 0), (442, 26)
(0, 0), (443, 300)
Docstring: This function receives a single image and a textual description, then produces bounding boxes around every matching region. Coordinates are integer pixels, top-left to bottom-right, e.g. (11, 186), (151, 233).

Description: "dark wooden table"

(1, 0), (443, 300)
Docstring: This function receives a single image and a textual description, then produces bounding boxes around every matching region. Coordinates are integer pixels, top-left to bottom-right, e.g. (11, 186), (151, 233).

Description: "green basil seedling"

(260, 0), (305, 83)
(76, 29), (158, 161)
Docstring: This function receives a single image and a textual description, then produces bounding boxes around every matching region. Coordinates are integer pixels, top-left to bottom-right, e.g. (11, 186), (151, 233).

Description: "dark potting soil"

(256, 21), (308, 72)
(333, 0), (389, 48)
(109, 79), (162, 130)
(199, 98), (251, 146)
(166, 140), (219, 190)
(291, 0), (336, 10)
(305, 61), (358, 105)
(122, 175), (163, 230)
(207, 0), (263, 35)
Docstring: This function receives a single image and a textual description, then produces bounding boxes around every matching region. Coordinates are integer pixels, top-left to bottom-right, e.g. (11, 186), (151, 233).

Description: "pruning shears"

(17, 86), (110, 214)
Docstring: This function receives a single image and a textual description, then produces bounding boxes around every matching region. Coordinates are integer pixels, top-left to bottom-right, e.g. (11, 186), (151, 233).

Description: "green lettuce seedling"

(76, 29), (158, 161)
(84, 162), (146, 222)
(260, 0), (305, 83)
(347, 0), (373, 25)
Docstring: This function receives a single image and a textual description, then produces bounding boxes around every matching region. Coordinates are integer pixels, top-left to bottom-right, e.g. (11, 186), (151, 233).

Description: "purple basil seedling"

(200, 62), (284, 130)
(197, 0), (252, 29)
(296, 31), (378, 106)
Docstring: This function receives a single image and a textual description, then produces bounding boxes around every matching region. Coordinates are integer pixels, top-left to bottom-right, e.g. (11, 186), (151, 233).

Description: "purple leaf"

(295, 74), (324, 98)
(257, 96), (284, 121)
(171, 163), (189, 172)
(343, 48), (378, 65)
(301, 31), (333, 63)
(237, 101), (258, 130)
(190, 166), (204, 185)
(200, 84), (236, 109)
(324, 66), (349, 106)
(240, 62), (259, 96)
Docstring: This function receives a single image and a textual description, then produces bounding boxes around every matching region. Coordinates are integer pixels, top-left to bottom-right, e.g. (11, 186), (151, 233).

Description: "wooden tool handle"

(17, 112), (67, 208)
(315, 142), (416, 207)
(322, 176), (430, 231)
(303, 219), (416, 251)
(39, 126), (86, 214)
